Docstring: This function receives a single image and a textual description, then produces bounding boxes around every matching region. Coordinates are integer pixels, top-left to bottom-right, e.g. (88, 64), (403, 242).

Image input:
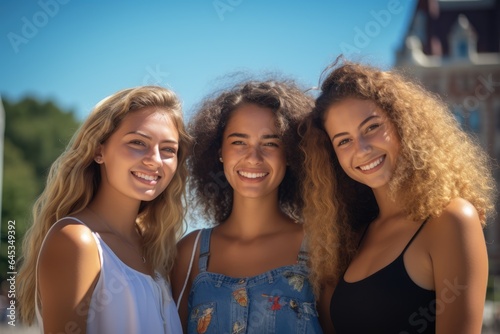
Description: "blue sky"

(1, 0), (416, 120)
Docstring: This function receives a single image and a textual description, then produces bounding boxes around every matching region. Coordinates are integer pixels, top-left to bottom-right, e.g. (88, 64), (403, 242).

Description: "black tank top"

(330, 219), (436, 334)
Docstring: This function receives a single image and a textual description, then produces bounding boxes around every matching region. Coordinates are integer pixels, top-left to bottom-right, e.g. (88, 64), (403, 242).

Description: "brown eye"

(162, 147), (177, 154)
(130, 140), (146, 147)
(337, 138), (351, 147)
(366, 124), (380, 132)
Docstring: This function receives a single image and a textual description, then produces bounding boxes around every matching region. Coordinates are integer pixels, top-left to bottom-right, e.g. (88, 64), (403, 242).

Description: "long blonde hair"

(17, 86), (191, 324)
(300, 58), (496, 295)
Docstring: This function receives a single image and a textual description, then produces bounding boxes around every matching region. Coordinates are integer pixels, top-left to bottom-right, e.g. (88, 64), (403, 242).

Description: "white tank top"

(35, 217), (182, 333)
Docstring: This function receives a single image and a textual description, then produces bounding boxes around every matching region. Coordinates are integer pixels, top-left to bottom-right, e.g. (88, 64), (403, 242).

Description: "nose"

(354, 137), (372, 156)
(143, 147), (162, 167)
(245, 146), (263, 165)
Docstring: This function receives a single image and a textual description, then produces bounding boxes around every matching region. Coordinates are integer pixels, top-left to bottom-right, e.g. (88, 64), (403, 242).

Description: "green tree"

(1, 97), (80, 282)
(4, 98), (80, 191)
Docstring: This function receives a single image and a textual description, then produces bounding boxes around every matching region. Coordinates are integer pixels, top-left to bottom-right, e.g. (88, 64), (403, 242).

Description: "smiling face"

(323, 98), (401, 190)
(96, 107), (179, 203)
(220, 103), (287, 200)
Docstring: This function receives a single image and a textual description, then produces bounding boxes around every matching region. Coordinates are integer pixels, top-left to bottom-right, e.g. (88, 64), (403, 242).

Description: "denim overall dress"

(187, 228), (323, 334)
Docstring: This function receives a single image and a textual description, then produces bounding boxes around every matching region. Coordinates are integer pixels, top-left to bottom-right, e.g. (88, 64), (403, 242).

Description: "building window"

(457, 40), (468, 58)
(449, 14), (476, 61)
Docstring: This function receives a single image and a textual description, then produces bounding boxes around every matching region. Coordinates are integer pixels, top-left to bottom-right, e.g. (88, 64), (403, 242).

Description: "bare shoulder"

(171, 229), (203, 298)
(427, 198), (480, 234)
(37, 218), (100, 333)
(176, 229), (203, 257)
(425, 198), (484, 252)
(172, 229), (203, 278)
(424, 200), (487, 332)
(39, 218), (98, 263)
(442, 197), (480, 223)
(38, 217), (100, 288)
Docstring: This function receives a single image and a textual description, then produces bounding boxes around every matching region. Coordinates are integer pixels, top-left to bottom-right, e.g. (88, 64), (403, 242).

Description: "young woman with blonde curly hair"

(17, 86), (191, 333)
(300, 58), (496, 333)
(172, 78), (325, 333)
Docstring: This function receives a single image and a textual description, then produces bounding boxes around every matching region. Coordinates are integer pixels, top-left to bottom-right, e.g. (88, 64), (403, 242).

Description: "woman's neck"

(221, 193), (292, 240)
(372, 186), (405, 220)
(88, 189), (141, 238)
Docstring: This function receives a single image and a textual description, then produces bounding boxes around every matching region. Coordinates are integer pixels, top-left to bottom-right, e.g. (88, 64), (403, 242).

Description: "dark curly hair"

(188, 78), (314, 225)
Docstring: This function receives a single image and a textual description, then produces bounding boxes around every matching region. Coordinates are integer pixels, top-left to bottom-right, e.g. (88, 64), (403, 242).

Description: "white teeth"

(238, 171), (268, 179)
(133, 172), (158, 181)
(359, 157), (384, 171)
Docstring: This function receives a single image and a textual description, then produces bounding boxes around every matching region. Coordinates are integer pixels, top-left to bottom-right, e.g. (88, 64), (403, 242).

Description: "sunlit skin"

(172, 103), (305, 333)
(97, 107), (179, 203)
(323, 98), (488, 334)
(220, 104), (287, 201)
(323, 98), (401, 193)
(38, 107), (181, 333)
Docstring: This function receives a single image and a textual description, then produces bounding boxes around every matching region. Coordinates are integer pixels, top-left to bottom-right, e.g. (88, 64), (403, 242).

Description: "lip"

(356, 155), (385, 173)
(131, 171), (161, 185)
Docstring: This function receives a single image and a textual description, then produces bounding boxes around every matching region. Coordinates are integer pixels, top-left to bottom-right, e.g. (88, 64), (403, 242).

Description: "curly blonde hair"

(188, 79), (314, 224)
(300, 58), (496, 295)
(17, 86), (192, 324)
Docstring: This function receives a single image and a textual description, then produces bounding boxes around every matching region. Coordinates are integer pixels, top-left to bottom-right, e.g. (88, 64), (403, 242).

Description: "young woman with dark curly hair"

(172, 78), (325, 333)
(300, 58), (496, 333)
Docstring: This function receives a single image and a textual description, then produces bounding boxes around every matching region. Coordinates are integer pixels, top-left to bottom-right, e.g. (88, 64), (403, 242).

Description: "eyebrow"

(126, 131), (178, 144)
(331, 115), (381, 142)
(226, 133), (280, 140)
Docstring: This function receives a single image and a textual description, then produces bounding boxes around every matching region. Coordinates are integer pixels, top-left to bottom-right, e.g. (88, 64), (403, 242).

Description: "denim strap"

(297, 235), (309, 266)
(198, 227), (212, 272)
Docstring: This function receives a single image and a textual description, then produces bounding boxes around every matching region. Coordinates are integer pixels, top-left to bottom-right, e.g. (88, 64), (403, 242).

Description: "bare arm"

(171, 230), (201, 333)
(38, 220), (100, 333)
(428, 198), (488, 334)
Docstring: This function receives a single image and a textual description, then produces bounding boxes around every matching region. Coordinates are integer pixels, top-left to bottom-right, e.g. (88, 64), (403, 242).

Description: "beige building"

(395, 0), (500, 274)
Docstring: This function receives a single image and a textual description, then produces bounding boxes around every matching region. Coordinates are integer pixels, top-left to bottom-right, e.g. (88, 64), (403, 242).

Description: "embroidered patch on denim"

(232, 321), (245, 334)
(283, 272), (305, 292)
(232, 288), (248, 307)
(302, 302), (316, 315)
(197, 307), (213, 334)
(269, 296), (282, 311)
